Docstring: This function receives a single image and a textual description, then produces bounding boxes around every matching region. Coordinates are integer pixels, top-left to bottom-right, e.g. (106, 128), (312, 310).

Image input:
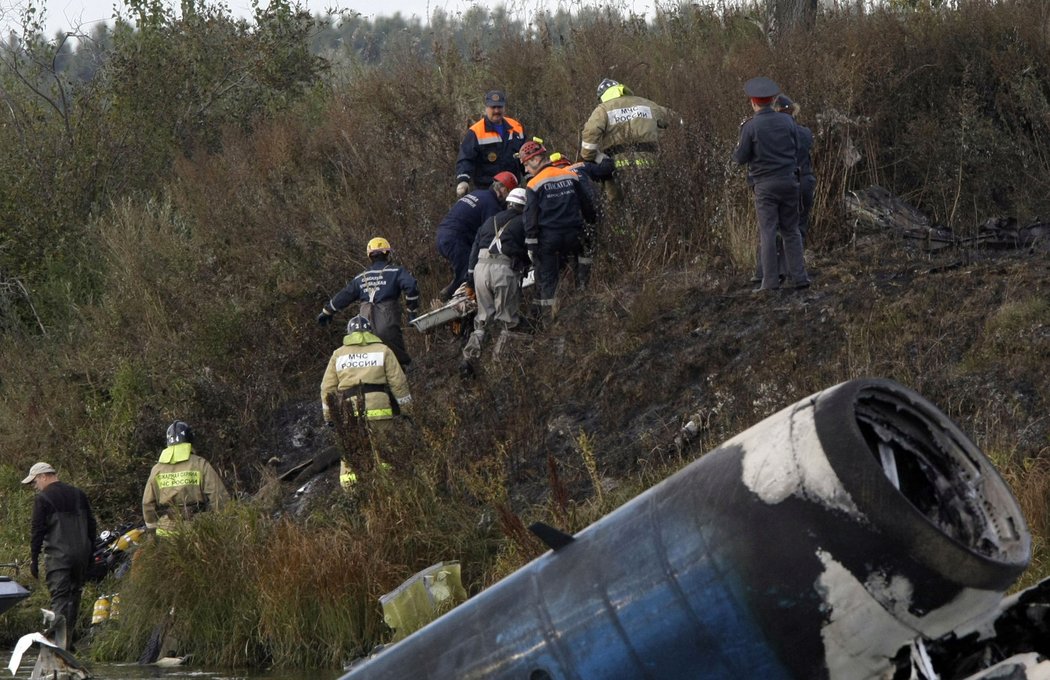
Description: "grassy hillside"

(1, 0), (1048, 667)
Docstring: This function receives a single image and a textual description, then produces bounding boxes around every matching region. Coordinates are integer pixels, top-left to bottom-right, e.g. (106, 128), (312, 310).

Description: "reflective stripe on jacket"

(580, 88), (675, 163)
(326, 259), (420, 317)
(524, 165), (597, 248)
(320, 331), (411, 421)
(142, 444), (230, 534)
(455, 116), (525, 188)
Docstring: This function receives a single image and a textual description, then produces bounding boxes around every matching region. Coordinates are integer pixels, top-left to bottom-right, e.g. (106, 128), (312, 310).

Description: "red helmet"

(516, 140), (547, 163)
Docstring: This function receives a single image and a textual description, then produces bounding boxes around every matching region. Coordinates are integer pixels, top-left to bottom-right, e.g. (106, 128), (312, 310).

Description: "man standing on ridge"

(520, 140), (597, 324)
(733, 76), (810, 293)
(23, 462), (96, 647)
(321, 315), (413, 489)
(579, 78), (677, 202)
(142, 421), (230, 537)
(317, 237), (421, 369)
(455, 89), (527, 197)
(436, 172), (518, 301)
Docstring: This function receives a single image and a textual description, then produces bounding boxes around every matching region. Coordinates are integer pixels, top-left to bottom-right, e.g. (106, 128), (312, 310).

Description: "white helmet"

(506, 187), (527, 207)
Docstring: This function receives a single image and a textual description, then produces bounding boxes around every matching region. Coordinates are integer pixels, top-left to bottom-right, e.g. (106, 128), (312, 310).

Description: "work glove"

(30, 559), (38, 580)
(456, 181), (470, 197)
(317, 310), (333, 326)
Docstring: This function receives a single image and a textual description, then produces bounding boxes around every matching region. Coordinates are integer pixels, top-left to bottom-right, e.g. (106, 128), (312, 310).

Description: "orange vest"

(469, 116), (524, 147)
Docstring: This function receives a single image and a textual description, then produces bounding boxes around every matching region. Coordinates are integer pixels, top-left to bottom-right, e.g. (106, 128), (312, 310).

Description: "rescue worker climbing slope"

(436, 172), (517, 301)
(580, 79), (677, 200)
(549, 152), (602, 289)
(317, 237), (420, 369)
(142, 421), (230, 537)
(461, 186), (530, 376)
(320, 316), (412, 489)
(520, 141), (597, 322)
(455, 89), (527, 196)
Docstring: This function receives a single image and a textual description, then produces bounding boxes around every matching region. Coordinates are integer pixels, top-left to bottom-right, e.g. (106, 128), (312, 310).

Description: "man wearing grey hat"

(733, 76), (811, 293)
(455, 89), (527, 197)
(22, 462), (97, 647)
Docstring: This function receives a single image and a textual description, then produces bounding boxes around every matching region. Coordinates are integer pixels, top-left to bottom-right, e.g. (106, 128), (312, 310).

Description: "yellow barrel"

(91, 595), (110, 624)
(116, 528), (144, 551)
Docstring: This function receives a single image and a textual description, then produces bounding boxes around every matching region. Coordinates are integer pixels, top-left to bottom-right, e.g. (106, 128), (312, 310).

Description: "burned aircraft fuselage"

(341, 379), (1031, 680)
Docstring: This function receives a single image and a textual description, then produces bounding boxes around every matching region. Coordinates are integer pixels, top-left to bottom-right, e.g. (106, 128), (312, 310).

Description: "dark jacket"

(437, 189), (505, 243)
(732, 107), (799, 184)
(324, 259), (420, 317)
(455, 116), (526, 189)
(797, 124), (815, 179)
(524, 165), (597, 249)
(31, 481), (96, 570)
(468, 207), (529, 281)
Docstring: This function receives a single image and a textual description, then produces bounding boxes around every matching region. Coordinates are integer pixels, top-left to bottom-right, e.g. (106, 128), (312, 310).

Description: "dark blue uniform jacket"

(523, 166), (597, 249)
(437, 189), (505, 243)
(325, 259), (420, 314)
(732, 108), (799, 184)
(455, 117), (526, 189)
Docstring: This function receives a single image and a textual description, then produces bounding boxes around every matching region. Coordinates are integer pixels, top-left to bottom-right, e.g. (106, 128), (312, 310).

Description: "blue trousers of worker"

(436, 230), (473, 299)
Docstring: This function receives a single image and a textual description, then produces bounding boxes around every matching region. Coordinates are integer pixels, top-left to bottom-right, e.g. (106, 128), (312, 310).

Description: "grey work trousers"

(754, 176), (808, 290)
(463, 254), (521, 360)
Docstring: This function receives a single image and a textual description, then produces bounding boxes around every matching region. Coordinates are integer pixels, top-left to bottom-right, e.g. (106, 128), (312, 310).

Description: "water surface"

(8, 659), (344, 680)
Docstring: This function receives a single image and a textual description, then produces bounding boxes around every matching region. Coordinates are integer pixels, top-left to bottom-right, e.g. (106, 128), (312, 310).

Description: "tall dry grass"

(3, 0), (1050, 661)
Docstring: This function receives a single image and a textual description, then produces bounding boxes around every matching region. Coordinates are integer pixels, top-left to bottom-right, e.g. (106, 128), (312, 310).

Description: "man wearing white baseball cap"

(22, 461), (97, 648)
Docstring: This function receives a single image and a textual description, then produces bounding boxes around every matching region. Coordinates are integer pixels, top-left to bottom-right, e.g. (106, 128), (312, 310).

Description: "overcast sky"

(14, 0), (655, 38)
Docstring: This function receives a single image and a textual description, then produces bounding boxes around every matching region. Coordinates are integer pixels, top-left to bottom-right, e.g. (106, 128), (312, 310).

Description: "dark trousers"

(436, 230), (472, 300)
(754, 177), (808, 290)
(366, 300), (411, 368)
(535, 230), (584, 309)
(46, 562), (86, 646)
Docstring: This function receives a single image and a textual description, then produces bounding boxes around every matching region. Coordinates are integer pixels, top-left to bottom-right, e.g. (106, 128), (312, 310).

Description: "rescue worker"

(320, 315), (412, 489)
(455, 89), (527, 197)
(317, 237), (421, 369)
(142, 421), (230, 537)
(549, 152), (602, 289)
(579, 78), (677, 201)
(436, 172), (518, 301)
(23, 462), (96, 647)
(460, 187), (530, 377)
(733, 77), (810, 293)
(520, 140), (597, 323)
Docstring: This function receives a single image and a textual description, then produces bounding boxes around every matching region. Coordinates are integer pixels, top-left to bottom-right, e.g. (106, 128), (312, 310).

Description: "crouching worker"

(142, 421), (230, 537)
(320, 316), (413, 489)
